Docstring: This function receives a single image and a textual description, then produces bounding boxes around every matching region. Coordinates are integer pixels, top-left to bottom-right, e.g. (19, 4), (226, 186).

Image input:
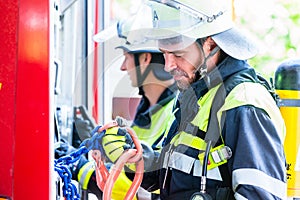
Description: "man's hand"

(102, 127), (135, 163)
(74, 118), (94, 141)
(81, 126), (134, 163)
(55, 138), (76, 159)
(74, 105), (96, 141)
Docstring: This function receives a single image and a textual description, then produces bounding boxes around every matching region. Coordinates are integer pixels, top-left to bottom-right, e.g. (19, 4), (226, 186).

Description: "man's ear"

(139, 52), (152, 67)
(204, 37), (217, 52)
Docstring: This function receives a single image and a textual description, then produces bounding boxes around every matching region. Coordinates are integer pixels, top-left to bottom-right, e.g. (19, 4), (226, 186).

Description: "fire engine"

(0, 0), (299, 199)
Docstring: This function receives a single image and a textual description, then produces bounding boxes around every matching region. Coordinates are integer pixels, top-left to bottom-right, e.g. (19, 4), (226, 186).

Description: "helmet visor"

(120, 0), (226, 51)
(145, 0), (219, 38)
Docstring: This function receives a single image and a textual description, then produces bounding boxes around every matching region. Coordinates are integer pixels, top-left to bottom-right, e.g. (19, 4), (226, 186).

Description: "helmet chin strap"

(134, 54), (153, 95)
(194, 39), (220, 88)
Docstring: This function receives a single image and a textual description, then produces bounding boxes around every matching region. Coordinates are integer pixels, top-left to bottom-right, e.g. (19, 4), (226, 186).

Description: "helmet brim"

(212, 27), (260, 60)
(115, 43), (161, 54)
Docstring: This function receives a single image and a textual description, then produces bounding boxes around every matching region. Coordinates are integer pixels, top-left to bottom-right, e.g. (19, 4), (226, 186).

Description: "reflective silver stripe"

(278, 99), (300, 107)
(193, 160), (222, 181)
(78, 162), (95, 190)
(163, 151), (194, 174)
(211, 150), (222, 163)
(234, 192), (248, 200)
(163, 151), (222, 181)
(232, 168), (287, 199)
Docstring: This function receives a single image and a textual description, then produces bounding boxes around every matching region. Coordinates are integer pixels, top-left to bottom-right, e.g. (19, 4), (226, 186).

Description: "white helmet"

(145, 0), (233, 39)
(125, 0), (259, 60)
(93, 17), (172, 83)
(93, 17), (161, 54)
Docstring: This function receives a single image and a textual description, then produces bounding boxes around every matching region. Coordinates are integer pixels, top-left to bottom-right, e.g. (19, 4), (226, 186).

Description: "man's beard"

(170, 69), (195, 91)
(176, 79), (190, 91)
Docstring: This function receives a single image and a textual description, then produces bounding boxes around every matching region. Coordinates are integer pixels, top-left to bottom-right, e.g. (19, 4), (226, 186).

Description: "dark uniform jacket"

(139, 56), (286, 200)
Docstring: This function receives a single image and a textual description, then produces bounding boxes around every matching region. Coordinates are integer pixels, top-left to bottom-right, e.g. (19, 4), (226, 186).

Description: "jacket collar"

(189, 56), (251, 100)
(174, 56), (251, 124)
(133, 83), (177, 128)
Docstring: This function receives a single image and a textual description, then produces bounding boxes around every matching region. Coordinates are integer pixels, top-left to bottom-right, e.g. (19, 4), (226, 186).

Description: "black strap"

(204, 83), (226, 147)
(207, 85), (232, 187)
(134, 53), (153, 87)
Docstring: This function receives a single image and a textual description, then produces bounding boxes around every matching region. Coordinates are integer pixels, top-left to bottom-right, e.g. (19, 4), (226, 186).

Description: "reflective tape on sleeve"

(232, 168), (286, 199)
(78, 161), (95, 190)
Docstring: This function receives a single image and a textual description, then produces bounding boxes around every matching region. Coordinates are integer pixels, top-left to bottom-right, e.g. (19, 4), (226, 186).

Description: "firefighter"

(93, 19), (178, 199)
(56, 18), (178, 199)
(99, 0), (287, 199)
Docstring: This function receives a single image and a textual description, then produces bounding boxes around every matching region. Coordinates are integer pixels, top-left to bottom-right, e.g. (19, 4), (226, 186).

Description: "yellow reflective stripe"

(169, 132), (230, 171)
(192, 82), (285, 145)
(78, 161), (95, 190)
(105, 126), (119, 135)
(111, 170), (137, 200)
(191, 84), (222, 132)
(133, 99), (175, 147)
(192, 81), (285, 142)
(198, 144), (229, 170)
(171, 131), (207, 150)
(218, 82), (286, 143)
(163, 107), (178, 140)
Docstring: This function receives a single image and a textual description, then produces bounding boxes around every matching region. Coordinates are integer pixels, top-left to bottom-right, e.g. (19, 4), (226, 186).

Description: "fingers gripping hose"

(91, 123), (144, 200)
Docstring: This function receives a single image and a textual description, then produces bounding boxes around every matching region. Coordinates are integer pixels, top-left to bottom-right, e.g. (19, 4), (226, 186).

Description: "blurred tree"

(235, 0), (300, 81)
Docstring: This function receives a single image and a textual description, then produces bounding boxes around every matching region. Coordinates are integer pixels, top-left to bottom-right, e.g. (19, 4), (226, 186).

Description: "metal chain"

(54, 146), (89, 200)
(54, 129), (106, 200)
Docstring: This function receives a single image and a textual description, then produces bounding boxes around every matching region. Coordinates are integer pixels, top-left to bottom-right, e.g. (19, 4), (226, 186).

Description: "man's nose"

(164, 53), (177, 72)
(120, 61), (126, 71)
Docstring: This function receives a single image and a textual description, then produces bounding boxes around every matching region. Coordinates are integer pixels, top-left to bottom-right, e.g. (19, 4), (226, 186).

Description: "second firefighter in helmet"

(87, 17), (178, 199)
